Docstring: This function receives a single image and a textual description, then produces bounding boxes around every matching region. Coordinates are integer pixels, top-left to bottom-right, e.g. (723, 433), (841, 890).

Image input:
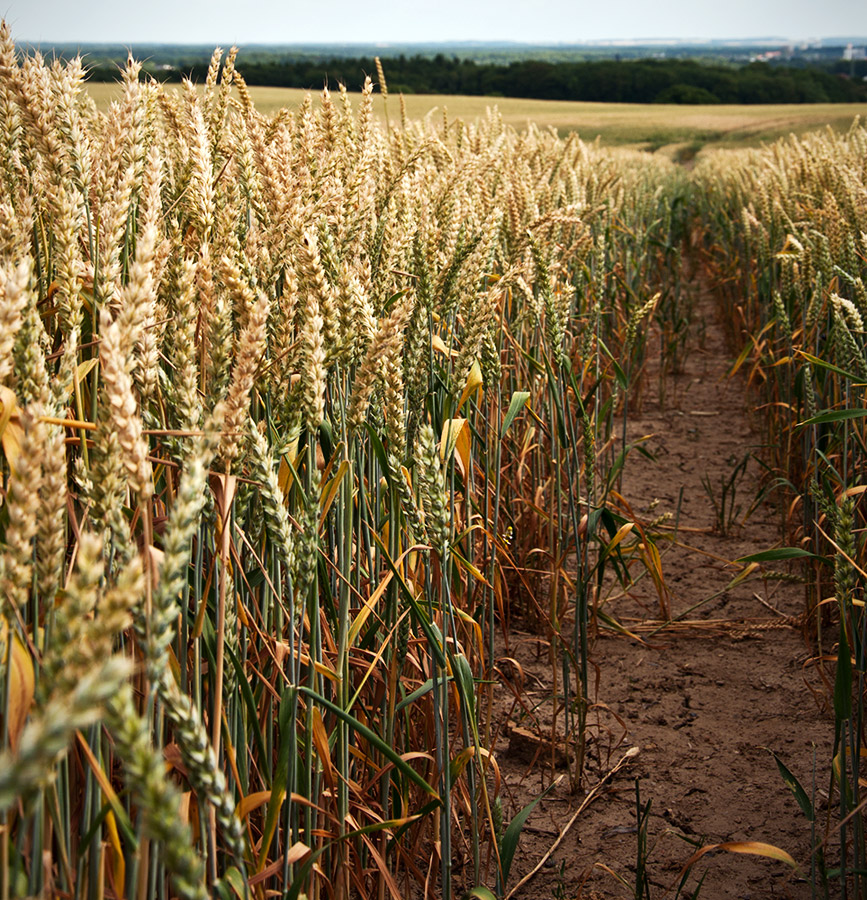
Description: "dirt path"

(496, 290), (832, 899)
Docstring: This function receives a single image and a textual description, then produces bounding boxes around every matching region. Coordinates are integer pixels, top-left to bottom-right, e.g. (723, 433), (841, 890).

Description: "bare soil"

(492, 290), (832, 900)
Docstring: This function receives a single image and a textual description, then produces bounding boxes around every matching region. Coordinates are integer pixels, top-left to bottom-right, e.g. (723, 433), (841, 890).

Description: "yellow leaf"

(75, 733), (126, 815)
(314, 659), (339, 683)
(432, 334), (457, 357)
(717, 841), (798, 866)
(0, 386), (24, 474)
(682, 841), (799, 878)
(637, 536), (667, 616)
(209, 473), (238, 557)
(278, 455), (292, 496)
(235, 845), (308, 884)
(454, 605), (485, 659)
(451, 746), (475, 780)
(348, 571), (395, 647)
(606, 522), (635, 554)
(458, 359), (483, 411)
(236, 790), (272, 820)
(729, 562), (759, 588)
(455, 426), (472, 479)
(311, 707), (334, 789)
(75, 728), (138, 876)
(777, 235), (803, 257)
(451, 551), (489, 585)
(178, 791), (192, 826)
(285, 841), (312, 866)
(104, 810), (125, 894)
(440, 417), (471, 479)
(319, 460), (349, 529)
(2, 622), (34, 751)
(75, 357), (99, 387)
(234, 594), (252, 628)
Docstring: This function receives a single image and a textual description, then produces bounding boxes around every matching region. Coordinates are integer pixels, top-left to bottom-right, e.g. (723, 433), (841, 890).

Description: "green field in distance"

(86, 82), (865, 156)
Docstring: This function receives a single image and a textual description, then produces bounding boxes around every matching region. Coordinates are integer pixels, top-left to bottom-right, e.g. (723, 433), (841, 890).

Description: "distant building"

(751, 50), (783, 63)
(843, 43), (867, 61)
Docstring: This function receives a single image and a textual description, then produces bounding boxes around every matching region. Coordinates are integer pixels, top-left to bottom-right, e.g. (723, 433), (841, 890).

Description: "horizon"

(16, 36), (867, 49)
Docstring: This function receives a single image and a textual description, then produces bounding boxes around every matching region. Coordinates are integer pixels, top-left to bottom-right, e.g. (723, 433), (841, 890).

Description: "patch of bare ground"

(493, 288), (831, 900)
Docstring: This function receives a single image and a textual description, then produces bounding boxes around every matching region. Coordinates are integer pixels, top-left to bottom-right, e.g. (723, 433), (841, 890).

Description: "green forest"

(83, 53), (867, 103)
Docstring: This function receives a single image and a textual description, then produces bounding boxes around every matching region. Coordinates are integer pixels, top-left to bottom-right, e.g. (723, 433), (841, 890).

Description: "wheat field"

(2, 28), (867, 900)
(0, 33), (684, 900)
(85, 81), (867, 152)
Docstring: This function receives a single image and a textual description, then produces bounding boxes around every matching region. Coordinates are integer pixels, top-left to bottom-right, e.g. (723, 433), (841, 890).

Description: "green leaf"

(600, 338), (628, 390)
(452, 652), (476, 722)
(298, 687), (441, 800)
(501, 391), (531, 438)
(500, 778), (559, 888)
(799, 408), (867, 427)
(798, 351), (862, 384)
(605, 437), (652, 493)
(341, 815), (421, 840)
(766, 749), (814, 822)
(396, 676), (453, 712)
(461, 888), (498, 900)
(226, 644), (269, 777)
(367, 529), (447, 668)
(363, 423), (391, 486)
(212, 883), (233, 900)
(736, 547), (830, 565)
(392, 798), (441, 842)
(220, 866), (247, 899)
(78, 802), (136, 860)
(258, 686), (297, 866)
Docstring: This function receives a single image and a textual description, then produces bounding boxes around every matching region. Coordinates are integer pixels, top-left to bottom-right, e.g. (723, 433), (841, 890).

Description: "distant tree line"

(86, 55), (867, 104)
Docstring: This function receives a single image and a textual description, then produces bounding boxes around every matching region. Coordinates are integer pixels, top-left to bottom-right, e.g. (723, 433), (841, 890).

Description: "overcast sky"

(7, 0), (867, 46)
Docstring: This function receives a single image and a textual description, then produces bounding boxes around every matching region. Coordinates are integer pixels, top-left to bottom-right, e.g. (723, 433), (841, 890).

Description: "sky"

(6, 0), (867, 46)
